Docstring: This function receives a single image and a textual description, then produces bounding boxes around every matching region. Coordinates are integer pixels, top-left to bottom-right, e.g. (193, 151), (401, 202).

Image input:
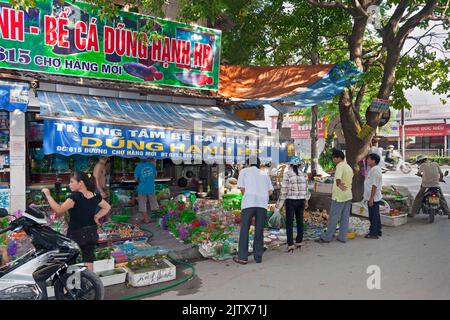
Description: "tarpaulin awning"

(38, 91), (283, 163)
(219, 61), (361, 108)
(38, 91), (257, 133)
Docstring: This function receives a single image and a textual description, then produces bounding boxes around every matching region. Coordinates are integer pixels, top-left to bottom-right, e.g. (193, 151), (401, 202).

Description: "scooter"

(0, 206), (104, 300)
(419, 171), (449, 223)
(381, 158), (412, 174)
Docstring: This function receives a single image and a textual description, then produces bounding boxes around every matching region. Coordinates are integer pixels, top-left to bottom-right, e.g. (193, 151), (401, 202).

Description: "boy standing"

(364, 153), (383, 239)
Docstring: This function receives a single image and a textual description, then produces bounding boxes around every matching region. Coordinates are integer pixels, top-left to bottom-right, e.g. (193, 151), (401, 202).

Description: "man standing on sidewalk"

(134, 159), (159, 224)
(316, 149), (354, 244)
(234, 157), (274, 265)
(364, 153), (383, 239)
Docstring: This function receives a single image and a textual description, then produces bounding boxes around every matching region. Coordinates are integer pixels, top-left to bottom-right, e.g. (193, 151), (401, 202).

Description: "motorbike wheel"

(54, 269), (105, 300)
(401, 163), (412, 174)
(428, 209), (435, 223)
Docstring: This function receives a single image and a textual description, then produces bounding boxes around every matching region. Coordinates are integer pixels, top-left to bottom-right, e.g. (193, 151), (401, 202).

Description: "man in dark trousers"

(364, 153), (383, 239)
(234, 157), (274, 264)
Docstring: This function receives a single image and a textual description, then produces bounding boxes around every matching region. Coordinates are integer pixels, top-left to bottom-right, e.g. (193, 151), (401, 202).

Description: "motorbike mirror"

(0, 208), (9, 217)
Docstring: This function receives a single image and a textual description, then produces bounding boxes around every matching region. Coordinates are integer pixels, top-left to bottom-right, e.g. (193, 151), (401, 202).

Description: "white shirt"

(363, 165), (383, 202)
(237, 166), (274, 210)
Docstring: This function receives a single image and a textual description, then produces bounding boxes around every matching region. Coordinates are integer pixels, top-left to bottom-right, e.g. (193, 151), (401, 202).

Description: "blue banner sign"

(43, 119), (282, 164)
(0, 80), (29, 112)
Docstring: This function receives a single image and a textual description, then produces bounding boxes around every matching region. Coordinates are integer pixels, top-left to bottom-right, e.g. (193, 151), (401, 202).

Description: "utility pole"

(311, 105), (319, 176)
(401, 107), (405, 160)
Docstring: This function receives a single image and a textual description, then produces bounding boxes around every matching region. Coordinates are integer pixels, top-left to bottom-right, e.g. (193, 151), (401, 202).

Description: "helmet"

(415, 155), (428, 164)
(388, 145), (395, 149)
(289, 156), (302, 166)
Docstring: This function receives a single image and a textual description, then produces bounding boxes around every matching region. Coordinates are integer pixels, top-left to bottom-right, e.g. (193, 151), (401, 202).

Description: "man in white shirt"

(364, 153), (383, 239)
(234, 157), (274, 264)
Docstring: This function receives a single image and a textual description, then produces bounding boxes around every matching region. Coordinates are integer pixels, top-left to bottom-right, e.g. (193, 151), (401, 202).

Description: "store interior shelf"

(27, 184), (65, 191)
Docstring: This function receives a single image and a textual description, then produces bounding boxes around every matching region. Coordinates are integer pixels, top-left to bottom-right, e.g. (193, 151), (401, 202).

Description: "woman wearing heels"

(276, 156), (310, 253)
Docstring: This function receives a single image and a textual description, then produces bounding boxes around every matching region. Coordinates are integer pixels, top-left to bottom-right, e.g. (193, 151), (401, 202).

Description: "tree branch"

(380, 0), (409, 40)
(396, 0), (439, 46)
(429, 14), (450, 24)
(402, 24), (440, 58)
(354, 83), (368, 112)
(364, 46), (386, 69)
(352, 0), (367, 17)
(431, 0), (450, 23)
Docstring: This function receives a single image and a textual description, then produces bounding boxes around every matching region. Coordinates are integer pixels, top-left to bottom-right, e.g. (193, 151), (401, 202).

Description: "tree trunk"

(277, 112), (283, 144)
(311, 105), (319, 176)
(310, 52), (320, 177)
(339, 89), (373, 201)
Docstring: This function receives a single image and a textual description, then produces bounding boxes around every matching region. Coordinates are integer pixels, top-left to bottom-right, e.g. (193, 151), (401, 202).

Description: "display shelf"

(27, 184), (64, 191)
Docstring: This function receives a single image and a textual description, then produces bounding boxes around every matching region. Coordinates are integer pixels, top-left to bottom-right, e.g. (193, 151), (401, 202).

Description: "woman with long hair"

(276, 156), (310, 253)
(42, 171), (111, 271)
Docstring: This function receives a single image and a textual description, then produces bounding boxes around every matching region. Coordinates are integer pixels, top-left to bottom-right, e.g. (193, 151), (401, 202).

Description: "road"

(383, 166), (450, 199)
(142, 170), (450, 300)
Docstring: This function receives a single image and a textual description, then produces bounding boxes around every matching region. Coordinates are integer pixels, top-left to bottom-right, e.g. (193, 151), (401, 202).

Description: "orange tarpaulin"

(219, 64), (334, 101)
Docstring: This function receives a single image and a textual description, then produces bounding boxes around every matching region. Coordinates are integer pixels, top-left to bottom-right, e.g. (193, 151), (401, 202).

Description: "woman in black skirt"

(42, 171), (111, 271)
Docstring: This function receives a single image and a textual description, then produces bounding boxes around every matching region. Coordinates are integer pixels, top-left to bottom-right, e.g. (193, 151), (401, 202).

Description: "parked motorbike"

(419, 171), (449, 223)
(381, 158), (412, 174)
(0, 206), (104, 300)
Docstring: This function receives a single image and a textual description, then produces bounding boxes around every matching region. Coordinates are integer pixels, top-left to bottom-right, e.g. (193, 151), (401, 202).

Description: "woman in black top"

(42, 171), (111, 271)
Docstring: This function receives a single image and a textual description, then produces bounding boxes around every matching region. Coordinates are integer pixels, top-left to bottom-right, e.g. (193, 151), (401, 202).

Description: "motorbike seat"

(424, 187), (441, 193)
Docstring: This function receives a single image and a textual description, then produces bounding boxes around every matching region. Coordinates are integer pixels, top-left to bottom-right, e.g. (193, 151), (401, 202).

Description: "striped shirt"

(279, 168), (310, 201)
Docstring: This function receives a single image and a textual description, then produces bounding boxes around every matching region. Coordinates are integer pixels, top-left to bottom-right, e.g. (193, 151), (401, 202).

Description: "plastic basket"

(380, 214), (408, 227)
(352, 200), (390, 218)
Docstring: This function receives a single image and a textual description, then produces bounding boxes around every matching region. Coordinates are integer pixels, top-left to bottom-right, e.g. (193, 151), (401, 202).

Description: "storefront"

(0, 81), (29, 214)
(0, 0), (281, 217)
(23, 88), (273, 220)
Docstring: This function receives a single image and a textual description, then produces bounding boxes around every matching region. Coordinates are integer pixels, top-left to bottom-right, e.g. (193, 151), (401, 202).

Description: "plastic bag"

(268, 209), (284, 229)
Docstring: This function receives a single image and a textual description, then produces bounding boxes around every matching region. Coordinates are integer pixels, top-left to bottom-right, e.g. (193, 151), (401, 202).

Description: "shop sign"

(43, 119), (280, 164)
(402, 123), (447, 137)
(0, 80), (29, 112)
(369, 98), (390, 112)
(0, 0), (221, 90)
(270, 115), (325, 139)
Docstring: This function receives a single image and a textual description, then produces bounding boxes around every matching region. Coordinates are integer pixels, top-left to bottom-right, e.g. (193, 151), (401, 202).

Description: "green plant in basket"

(189, 226), (207, 244)
(127, 254), (167, 272)
(95, 247), (113, 261)
(180, 209), (197, 224)
(0, 220), (7, 245)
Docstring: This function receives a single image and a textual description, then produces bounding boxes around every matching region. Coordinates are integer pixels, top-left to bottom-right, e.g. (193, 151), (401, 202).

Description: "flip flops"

(233, 256), (248, 265)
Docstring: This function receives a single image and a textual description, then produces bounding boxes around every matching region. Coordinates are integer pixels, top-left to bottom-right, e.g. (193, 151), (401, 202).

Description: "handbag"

(67, 225), (99, 247)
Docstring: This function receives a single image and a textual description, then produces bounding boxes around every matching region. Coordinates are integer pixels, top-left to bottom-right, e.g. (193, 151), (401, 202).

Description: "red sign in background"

(271, 115), (325, 139)
(402, 123), (450, 137)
